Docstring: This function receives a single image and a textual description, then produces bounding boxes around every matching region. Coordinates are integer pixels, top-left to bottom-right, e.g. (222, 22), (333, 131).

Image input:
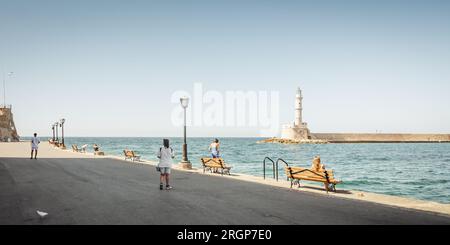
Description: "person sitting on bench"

(311, 156), (326, 172)
(92, 144), (105, 155)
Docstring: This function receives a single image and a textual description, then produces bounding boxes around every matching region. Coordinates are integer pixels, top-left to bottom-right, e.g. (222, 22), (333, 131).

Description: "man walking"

(31, 133), (40, 159)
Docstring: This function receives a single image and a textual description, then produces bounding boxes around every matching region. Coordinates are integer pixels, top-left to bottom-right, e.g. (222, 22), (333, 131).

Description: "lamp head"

(60, 118), (65, 124)
(180, 97), (189, 109)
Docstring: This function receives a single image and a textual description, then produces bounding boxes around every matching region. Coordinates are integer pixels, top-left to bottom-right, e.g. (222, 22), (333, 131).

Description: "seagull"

(36, 210), (48, 218)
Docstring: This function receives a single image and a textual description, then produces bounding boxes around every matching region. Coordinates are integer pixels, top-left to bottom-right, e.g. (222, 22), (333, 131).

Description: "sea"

(43, 137), (450, 204)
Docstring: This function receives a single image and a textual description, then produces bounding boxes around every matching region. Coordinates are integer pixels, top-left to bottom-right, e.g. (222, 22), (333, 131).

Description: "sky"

(1, 0), (450, 137)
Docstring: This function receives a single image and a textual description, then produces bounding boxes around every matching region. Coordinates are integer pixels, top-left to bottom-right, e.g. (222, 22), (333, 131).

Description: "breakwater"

(310, 133), (450, 143)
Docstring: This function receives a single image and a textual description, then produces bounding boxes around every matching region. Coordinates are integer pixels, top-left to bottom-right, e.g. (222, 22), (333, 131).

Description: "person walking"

(156, 139), (175, 190)
(31, 133), (40, 159)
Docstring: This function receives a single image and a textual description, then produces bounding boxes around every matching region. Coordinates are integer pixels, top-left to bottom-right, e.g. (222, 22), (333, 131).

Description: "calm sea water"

(48, 137), (450, 204)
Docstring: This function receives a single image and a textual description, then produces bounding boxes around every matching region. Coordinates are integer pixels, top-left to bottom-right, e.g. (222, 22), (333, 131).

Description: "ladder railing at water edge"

(262, 157), (276, 180)
(275, 158), (290, 182)
(263, 157), (292, 182)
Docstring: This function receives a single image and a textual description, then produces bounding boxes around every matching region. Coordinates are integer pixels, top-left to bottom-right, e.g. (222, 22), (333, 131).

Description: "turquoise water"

(54, 137), (449, 203)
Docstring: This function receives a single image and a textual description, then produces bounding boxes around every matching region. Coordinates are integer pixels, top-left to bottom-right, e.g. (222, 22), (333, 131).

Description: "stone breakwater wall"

(310, 133), (450, 143)
(257, 137), (328, 144)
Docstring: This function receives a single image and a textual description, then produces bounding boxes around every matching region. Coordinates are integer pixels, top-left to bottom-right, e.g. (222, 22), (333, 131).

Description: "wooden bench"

(124, 150), (141, 162)
(93, 145), (105, 156)
(200, 158), (232, 175)
(72, 144), (81, 152)
(285, 166), (341, 192)
(72, 144), (86, 153)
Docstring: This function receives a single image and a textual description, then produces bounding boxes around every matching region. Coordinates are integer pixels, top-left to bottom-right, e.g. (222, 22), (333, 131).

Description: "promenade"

(1, 142), (450, 224)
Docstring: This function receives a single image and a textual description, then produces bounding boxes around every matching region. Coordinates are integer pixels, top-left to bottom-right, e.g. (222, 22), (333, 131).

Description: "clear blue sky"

(1, 0), (450, 137)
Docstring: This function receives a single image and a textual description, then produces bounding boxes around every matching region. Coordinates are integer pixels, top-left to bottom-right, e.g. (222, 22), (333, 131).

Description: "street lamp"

(60, 118), (66, 149)
(55, 122), (59, 144)
(51, 124), (55, 143)
(180, 96), (191, 169)
(2, 71), (13, 107)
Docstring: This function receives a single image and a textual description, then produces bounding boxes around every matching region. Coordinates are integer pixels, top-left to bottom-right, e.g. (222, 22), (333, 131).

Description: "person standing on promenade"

(209, 138), (220, 158)
(30, 133), (40, 159)
(156, 139), (175, 190)
(208, 138), (221, 173)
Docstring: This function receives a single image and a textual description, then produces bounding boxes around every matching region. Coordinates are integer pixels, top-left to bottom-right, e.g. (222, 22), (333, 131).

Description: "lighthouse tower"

(280, 87), (310, 140)
(294, 88), (302, 126)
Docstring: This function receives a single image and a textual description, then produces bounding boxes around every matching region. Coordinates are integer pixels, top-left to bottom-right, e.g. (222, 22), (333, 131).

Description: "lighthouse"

(295, 88), (302, 126)
(280, 87), (310, 140)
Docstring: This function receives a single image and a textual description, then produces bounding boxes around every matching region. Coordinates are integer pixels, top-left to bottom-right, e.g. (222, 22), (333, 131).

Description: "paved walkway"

(1, 142), (450, 224)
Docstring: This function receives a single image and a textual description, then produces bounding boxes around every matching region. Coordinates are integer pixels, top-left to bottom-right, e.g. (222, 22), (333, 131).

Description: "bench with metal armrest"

(123, 150), (141, 162)
(72, 144), (81, 152)
(200, 158), (232, 175)
(285, 166), (341, 192)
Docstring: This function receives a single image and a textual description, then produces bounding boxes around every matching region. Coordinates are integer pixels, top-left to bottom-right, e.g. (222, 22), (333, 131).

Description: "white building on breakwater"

(279, 88), (450, 143)
(280, 88), (311, 140)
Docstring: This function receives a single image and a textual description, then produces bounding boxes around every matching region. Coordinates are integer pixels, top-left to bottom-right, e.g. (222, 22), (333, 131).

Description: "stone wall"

(0, 107), (20, 142)
(310, 133), (450, 143)
(281, 126), (310, 140)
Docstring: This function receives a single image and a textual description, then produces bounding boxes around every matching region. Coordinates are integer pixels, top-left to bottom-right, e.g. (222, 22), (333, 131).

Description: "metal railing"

(262, 157), (276, 180)
(263, 157), (292, 181)
(275, 158), (291, 181)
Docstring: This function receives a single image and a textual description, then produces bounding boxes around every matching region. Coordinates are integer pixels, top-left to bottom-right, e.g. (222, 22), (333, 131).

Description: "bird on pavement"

(36, 210), (48, 218)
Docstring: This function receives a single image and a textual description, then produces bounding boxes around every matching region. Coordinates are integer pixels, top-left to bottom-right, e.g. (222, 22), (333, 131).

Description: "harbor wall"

(280, 126), (310, 140)
(0, 106), (20, 142)
(310, 133), (450, 143)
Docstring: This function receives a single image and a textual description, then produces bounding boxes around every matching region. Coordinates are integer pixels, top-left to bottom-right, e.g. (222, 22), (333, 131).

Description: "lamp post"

(60, 118), (66, 149)
(179, 96), (192, 169)
(2, 71), (13, 107)
(55, 122), (59, 145)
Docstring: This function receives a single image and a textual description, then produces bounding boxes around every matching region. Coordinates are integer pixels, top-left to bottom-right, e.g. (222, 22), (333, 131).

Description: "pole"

(182, 107), (188, 162)
(2, 72), (5, 107)
(61, 123), (64, 146)
(2, 71), (13, 107)
(55, 124), (59, 143)
(184, 107), (187, 144)
(52, 126), (55, 142)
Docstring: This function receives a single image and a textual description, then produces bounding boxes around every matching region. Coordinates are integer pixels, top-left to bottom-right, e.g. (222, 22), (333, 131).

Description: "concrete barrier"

(310, 133), (450, 143)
